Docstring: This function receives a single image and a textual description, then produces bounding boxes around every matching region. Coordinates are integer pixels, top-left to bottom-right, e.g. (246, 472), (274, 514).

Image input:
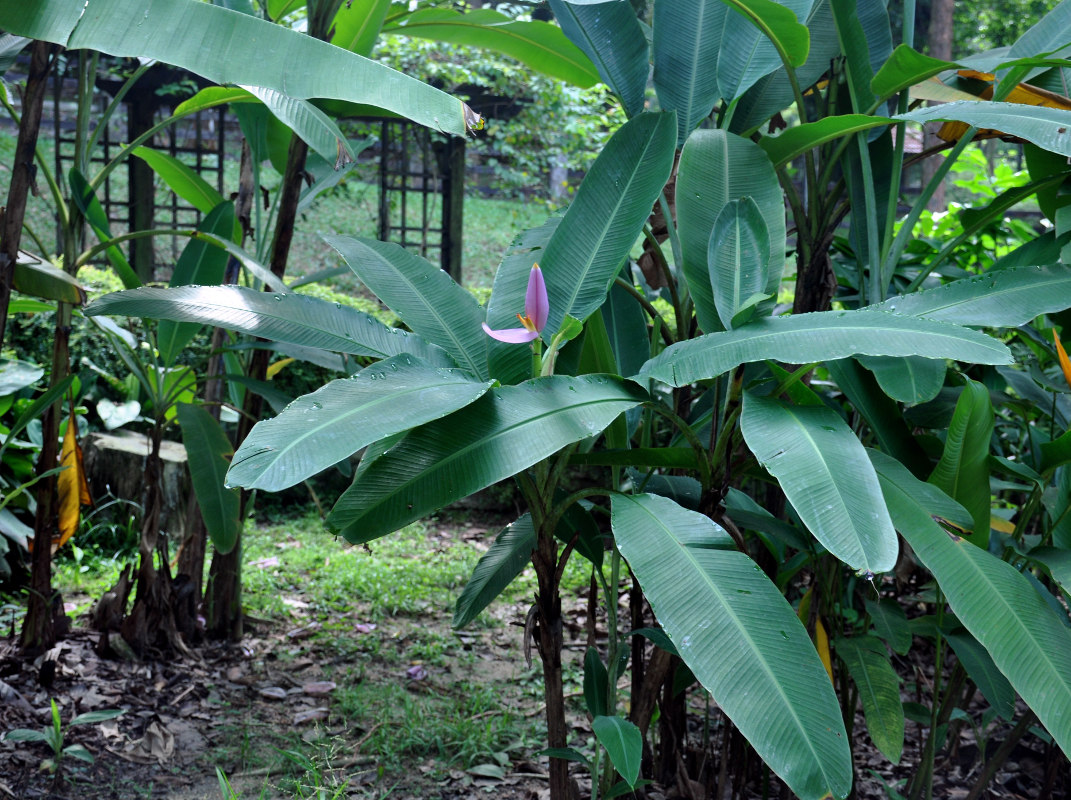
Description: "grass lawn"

(1, 130), (552, 299)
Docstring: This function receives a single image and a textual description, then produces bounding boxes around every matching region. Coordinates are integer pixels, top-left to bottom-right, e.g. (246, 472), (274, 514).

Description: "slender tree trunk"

(206, 133), (309, 641)
(921, 0), (954, 211)
(8, 42), (56, 656)
(533, 522), (576, 800)
(177, 140), (254, 609)
(0, 41), (53, 347)
(792, 241), (837, 314)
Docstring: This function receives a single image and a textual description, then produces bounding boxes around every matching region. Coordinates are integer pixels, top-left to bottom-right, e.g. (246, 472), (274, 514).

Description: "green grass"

(2, 129), (552, 300)
(191, 508), (591, 796)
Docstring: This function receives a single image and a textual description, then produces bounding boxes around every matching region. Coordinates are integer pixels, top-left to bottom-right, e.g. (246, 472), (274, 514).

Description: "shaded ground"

(0, 515), (1068, 799)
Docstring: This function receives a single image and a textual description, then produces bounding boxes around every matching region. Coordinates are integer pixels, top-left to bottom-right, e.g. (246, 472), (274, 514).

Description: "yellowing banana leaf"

(56, 410), (90, 551)
(934, 70), (1071, 143)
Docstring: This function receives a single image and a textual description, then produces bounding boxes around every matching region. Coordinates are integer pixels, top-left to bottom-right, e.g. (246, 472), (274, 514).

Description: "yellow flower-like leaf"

(56, 411), (90, 551)
(815, 618), (834, 685)
(1054, 329), (1071, 391)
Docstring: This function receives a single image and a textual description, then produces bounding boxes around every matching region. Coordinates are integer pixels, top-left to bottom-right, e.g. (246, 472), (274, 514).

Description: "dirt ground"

(0, 519), (1068, 799)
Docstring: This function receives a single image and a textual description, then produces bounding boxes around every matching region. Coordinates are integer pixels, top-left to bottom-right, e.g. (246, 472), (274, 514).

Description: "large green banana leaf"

(228, 357), (493, 492)
(330, 0), (389, 56)
(717, 0), (813, 101)
(547, 0), (648, 117)
(382, 8), (598, 88)
(602, 282), (650, 381)
(157, 202), (235, 368)
(327, 375), (648, 543)
(871, 44), (959, 100)
(829, 0), (891, 112)
(758, 114), (895, 167)
(834, 635), (903, 764)
(454, 500), (601, 629)
(864, 597), (912, 655)
(729, 0), (840, 134)
(241, 86), (355, 165)
(11, 253), (86, 305)
(69, 169), (140, 289)
(944, 631), (1016, 721)
(612, 493), (851, 800)
(640, 310), (1012, 387)
(653, 0), (726, 146)
(132, 146), (225, 214)
(84, 285), (455, 366)
(869, 264), (1071, 327)
(826, 359), (931, 477)
(855, 355), (946, 405)
(676, 129), (785, 333)
(0, 0), (474, 136)
(896, 102), (1071, 158)
(927, 380), (994, 549)
(874, 452), (1071, 759)
(740, 392), (898, 573)
(709, 197), (771, 329)
(540, 112), (677, 337)
(325, 236), (488, 379)
(176, 403), (240, 554)
(454, 514), (536, 630)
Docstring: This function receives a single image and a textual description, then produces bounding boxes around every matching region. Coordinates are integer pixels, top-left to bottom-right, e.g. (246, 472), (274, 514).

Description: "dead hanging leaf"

(815, 617), (833, 684)
(55, 410), (89, 552)
(1055, 329), (1071, 391)
(937, 69), (1071, 143)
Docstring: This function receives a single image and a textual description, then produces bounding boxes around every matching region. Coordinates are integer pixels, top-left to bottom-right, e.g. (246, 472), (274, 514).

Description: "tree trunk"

(533, 522), (577, 800)
(792, 246), (837, 315)
(120, 422), (189, 655)
(179, 140), (253, 610)
(0, 41), (53, 349)
(921, 0), (954, 211)
(205, 133), (308, 641)
(15, 45), (67, 656)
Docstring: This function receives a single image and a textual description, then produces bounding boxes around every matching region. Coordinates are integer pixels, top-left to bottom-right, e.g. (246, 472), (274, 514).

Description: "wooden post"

(127, 94), (157, 281)
(440, 134), (465, 282)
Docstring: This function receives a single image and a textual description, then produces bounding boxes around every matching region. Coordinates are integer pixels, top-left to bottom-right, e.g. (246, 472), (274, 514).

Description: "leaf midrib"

(354, 242), (484, 377)
(232, 373), (489, 484)
(623, 496), (843, 794)
(558, 117), (667, 322)
(338, 382), (642, 520)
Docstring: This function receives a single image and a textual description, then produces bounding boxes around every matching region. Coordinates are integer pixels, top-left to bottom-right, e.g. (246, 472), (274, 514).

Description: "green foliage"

(373, 35), (624, 197)
(2, 698), (123, 774)
(59, 0), (1071, 798)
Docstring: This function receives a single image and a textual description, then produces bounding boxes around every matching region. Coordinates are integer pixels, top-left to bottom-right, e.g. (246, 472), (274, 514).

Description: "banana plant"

(73, 0), (1071, 797)
(84, 93), (1053, 796)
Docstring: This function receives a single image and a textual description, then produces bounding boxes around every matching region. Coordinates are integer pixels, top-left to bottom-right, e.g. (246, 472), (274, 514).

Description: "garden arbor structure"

(46, 56), (467, 282)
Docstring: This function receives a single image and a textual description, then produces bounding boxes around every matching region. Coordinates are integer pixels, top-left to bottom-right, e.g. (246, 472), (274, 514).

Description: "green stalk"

(854, 134), (883, 303)
(74, 227), (202, 268)
(613, 276), (675, 345)
(885, 133), (976, 290)
(87, 61), (152, 157)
